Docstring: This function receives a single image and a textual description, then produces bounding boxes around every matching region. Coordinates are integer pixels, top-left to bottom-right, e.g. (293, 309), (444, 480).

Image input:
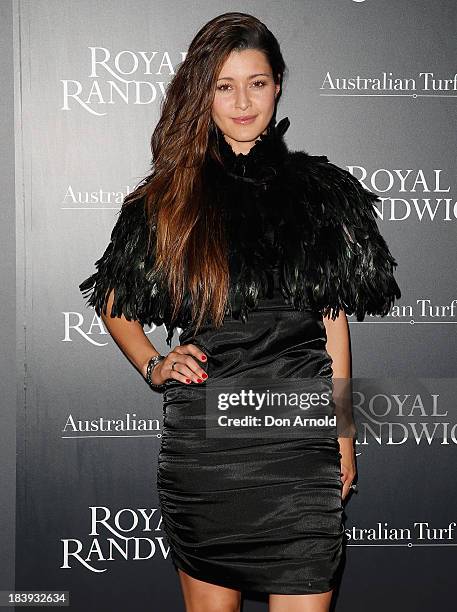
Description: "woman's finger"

(160, 348), (208, 384)
(171, 344), (209, 382)
(166, 358), (206, 384)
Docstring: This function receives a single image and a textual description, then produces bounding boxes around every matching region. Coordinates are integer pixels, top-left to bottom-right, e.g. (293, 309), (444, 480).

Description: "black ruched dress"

(158, 273), (344, 595)
(79, 116), (401, 595)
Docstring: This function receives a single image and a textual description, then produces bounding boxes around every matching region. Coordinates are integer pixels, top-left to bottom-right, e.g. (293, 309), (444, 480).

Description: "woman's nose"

(234, 87), (251, 109)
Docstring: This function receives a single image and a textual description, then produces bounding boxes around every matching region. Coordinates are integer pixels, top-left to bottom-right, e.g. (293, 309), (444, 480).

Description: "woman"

(79, 12), (401, 612)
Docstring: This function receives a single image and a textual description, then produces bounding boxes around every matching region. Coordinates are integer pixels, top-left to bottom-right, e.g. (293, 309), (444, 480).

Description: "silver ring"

(350, 484), (358, 491)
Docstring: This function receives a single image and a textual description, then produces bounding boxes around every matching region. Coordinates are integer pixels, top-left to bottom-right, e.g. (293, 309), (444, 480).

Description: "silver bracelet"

(145, 354), (166, 393)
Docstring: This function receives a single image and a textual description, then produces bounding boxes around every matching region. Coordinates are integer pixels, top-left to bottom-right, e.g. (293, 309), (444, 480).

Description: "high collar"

(213, 116), (290, 186)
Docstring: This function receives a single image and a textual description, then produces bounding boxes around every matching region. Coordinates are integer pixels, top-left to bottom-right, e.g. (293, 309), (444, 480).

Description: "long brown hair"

(125, 12), (287, 335)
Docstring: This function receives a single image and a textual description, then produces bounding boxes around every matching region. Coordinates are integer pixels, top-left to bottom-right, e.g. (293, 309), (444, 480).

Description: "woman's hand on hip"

(149, 344), (208, 386)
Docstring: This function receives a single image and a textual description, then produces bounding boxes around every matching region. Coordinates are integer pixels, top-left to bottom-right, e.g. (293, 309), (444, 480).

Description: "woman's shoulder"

(284, 148), (369, 196)
(282, 148), (382, 230)
(112, 194), (149, 235)
(104, 193), (158, 262)
(278, 147), (401, 320)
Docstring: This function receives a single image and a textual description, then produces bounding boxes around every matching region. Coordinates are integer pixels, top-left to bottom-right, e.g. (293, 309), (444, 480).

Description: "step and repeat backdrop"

(13, 0), (456, 610)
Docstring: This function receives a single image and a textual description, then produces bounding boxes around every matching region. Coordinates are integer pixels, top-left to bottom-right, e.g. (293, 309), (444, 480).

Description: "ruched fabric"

(157, 283), (344, 595)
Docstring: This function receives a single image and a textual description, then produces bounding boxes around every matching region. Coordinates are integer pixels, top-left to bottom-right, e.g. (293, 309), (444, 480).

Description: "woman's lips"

(232, 115), (257, 125)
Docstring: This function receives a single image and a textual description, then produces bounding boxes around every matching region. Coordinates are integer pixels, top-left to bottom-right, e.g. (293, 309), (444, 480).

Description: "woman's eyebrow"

(217, 73), (271, 81)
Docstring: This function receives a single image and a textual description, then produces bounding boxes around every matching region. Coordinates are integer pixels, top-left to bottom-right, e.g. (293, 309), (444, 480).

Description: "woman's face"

(212, 49), (280, 155)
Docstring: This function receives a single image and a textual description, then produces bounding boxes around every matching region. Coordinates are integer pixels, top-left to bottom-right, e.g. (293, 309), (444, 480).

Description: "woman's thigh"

(269, 589), (334, 612)
(178, 568), (241, 612)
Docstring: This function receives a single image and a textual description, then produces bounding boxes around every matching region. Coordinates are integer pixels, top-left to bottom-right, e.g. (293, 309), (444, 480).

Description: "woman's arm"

(323, 309), (357, 500)
(101, 289), (160, 379)
(100, 289), (208, 386)
(323, 310), (351, 378)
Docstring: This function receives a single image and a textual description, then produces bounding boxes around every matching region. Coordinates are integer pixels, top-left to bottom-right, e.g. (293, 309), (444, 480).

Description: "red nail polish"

(201, 355), (207, 361)
(185, 379), (191, 384)
(197, 378), (203, 383)
(202, 373), (208, 379)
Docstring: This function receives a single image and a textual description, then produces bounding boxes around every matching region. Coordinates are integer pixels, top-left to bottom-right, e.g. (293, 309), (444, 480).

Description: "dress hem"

(171, 556), (337, 596)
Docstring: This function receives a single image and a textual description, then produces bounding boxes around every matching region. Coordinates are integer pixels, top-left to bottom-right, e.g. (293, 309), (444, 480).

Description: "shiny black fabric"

(158, 273), (344, 594)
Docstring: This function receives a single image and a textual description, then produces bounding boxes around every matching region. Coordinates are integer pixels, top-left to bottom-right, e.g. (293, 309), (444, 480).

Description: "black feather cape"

(79, 117), (401, 346)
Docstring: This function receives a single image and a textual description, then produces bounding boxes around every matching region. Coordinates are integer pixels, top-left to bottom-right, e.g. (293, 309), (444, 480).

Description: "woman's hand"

(144, 344), (208, 386)
(338, 436), (357, 500)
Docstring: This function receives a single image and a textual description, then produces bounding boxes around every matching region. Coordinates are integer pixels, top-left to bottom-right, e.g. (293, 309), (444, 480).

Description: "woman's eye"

(216, 80), (267, 92)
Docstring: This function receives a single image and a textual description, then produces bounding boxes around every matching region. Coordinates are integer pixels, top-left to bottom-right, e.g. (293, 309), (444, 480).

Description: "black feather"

(281, 150), (402, 320)
(79, 116), (401, 345)
(78, 198), (176, 345)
